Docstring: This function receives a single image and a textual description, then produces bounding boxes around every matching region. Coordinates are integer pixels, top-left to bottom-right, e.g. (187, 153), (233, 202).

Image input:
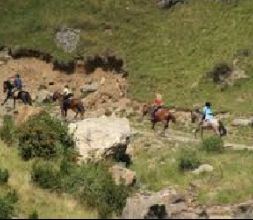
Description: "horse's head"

(142, 104), (151, 117)
(3, 81), (11, 93)
(52, 91), (61, 102)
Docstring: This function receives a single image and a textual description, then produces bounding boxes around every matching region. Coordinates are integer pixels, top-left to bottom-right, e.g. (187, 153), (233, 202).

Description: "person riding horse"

(202, 102), (214, 123)
(62, 85), (73, 108)
(191, 102), (227, 138)
(151, 93), (165, 121)
(2, 74), (32, 108)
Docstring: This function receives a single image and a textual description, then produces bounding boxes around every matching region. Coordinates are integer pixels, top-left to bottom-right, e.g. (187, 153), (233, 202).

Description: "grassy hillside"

(0, 142), (97, 219)
(1, 0), (253, 113)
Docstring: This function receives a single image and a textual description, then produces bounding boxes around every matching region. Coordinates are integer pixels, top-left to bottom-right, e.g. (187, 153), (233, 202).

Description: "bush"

(28, 210), (39, 219)
(61, 162), (130, 218)
(202, 136), (224, 153)
(178, 149), (201, 171)
(18, 112), (74, 160)
(207, 63), (232, 83)
(0, 191), (18, 219)
(0, 115), (16, 146)
(31, 160), (60, 190)
(0, 168), (9, 185)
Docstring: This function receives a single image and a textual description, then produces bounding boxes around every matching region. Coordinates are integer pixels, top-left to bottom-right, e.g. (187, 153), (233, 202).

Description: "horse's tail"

(219, 121), (227, 137)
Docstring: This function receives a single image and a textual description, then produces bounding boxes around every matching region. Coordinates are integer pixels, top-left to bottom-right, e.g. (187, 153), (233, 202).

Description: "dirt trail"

(133, 123), (253, 151)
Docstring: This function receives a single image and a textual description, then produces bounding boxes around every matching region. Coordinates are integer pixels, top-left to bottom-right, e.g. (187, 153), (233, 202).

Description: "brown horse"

(52, 91), (85, 119)
(191, 109), (227, 139)
(142, 104), (176, 135)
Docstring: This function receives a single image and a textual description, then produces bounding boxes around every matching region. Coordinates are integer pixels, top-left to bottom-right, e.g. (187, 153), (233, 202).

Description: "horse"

(52, 91), (85, 119)
(142, 104), (176, 135)
(2, 80), (32, 108)
(191, 109), (227, 139)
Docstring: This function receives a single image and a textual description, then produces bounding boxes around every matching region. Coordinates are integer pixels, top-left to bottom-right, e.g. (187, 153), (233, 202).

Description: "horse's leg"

(194, 126), (200, 139)
(1, 96), (9, 106)
(74, 108), (79, 119)
(152, 121), (156, 130)
(200, 126), (204, 139)
(163, 120), (169, 136)
(13, 98), (16, 109)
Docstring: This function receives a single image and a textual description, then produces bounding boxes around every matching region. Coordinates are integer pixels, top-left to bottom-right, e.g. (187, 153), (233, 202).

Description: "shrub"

(18, 112), (74, 160)
(61, 162), (130, 218)
(0, 191), (18, 219)
(178, 149), (201, 171)
(31, 160), (60, 190)
(28, 210), (39, 219)
(207, 63), (232, 83)
(0, 115), (16, 146)
(202, 136), (224, 153)
(0, 168), (9, 185)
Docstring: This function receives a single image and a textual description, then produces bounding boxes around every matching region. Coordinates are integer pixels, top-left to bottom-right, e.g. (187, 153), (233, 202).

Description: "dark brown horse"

(142, 104), (176, 135)
(2, 80), (32, 108)
(52, 91), (85, 119)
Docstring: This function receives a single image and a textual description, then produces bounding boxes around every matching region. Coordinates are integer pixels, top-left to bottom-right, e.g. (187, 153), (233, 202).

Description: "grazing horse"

(52, 91), (85, 119)
(2, 81), (32, 108)
(142, 104), (176, 135)
(191, 109), (227, 138)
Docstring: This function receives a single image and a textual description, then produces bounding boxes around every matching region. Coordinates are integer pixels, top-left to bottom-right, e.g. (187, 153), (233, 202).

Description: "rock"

(36, 89), (52, 103)
(109, 165), (136, 187)
(122, 189), (186, 219)
(68, 116), (131, 162)
(158, 0), (185, 9)
(55, 27), (80, 53)
(192, 164), (214, 175)
(14, 106), (44, 125)
(80, 82), (99, 94)
(232, 118), (253, 127)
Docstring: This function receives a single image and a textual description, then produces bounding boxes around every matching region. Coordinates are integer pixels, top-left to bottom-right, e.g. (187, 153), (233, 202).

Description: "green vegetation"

(31, 160), (130, 218)
(17, 112), (74, 160)
(0, 116), (16, 146)
(130, 130), (253, 205)
(0, 168), (9, 185)
(1, 0), (253, 112)
(0, 141), (97, 219)
(202, 136), (224, 153)
(178, 148), (201, 171)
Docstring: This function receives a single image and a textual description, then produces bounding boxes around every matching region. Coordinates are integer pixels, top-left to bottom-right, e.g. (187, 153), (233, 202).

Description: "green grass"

(0, 142), (97, 219)
(130, 136), (253, 205)
(1, 0), (253, 113)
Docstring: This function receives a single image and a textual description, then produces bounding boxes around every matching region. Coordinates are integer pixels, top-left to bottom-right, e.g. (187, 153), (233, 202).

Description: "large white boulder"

(69, 116), (131, 162)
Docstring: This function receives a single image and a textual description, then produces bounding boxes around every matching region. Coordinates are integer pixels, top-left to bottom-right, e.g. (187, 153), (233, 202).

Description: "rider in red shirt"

(151, 93), (164, 121)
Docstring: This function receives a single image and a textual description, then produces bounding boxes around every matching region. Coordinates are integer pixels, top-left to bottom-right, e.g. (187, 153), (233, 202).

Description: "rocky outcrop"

(68, 116), (131, 162)
(192, 164), (214, 175)
(55, 27), (80, 53)
(232, 118), (253, 127)
(109, 165), (136, 187)
(35, 89), (52, 103)
(80, 82), (99, 94)
(122, 189), (192, 219)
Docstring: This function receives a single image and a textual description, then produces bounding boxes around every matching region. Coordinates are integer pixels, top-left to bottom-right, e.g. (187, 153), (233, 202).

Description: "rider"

(9, 74), (23, 96)
(202, 102), (214, 123)
(62, 85), (73, 106)
(151, 93), (165, 121)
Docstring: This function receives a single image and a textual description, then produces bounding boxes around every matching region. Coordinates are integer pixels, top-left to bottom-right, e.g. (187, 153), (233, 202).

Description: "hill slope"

(1, 0), (253, 113)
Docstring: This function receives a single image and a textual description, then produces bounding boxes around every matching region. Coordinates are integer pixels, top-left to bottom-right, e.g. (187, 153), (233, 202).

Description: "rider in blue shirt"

(203, 102), (214, 121)
(13, 74), (23, 90)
